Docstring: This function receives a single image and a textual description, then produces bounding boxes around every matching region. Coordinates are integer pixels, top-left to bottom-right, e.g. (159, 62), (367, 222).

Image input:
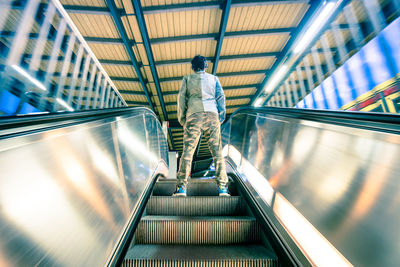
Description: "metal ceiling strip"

(162, 84), (259, 96)
(142, 1), (309, 14)
(62, 1), (309, 15)
(104, 0), (155, 113)
(132, 0), (174, 150)
(150, 28), (294, 44)
(159, 70), (267, 82)
(154, 52), (278, 66)
(157, 95), (252, 107)
(212, 0), (232, 75)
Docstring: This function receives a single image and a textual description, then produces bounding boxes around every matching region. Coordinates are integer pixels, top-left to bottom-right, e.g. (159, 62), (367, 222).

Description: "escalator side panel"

(224, 111), (400, 267)
(0, 111), (167, 266)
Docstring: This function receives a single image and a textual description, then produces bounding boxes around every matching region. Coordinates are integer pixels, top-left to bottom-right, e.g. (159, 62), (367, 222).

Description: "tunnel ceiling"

(59, 0), (319, 157)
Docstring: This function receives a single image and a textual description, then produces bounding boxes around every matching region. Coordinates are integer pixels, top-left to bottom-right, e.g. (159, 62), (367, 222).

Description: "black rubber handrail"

(0, 107), (160, 140)
(227, 107), (400, 134)
(0, 106), (152, 129)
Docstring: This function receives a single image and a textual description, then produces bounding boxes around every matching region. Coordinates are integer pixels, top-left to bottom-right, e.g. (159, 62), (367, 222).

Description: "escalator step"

(153, 178), (236, 196)
(146, 196), (246, 216)
(135, 216), (261, 245)
(123, 244), (278, 266)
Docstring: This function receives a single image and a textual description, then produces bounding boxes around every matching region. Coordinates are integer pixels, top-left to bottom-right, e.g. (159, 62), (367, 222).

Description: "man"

(173, 55), (229, 197)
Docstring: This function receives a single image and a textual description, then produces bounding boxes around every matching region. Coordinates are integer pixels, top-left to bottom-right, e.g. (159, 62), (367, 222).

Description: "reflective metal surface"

(222, 108), (400, 266)
(0, 107), (168, 266)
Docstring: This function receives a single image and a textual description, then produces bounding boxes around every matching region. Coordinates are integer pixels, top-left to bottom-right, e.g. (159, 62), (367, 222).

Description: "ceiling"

(60, 0), (319, 159)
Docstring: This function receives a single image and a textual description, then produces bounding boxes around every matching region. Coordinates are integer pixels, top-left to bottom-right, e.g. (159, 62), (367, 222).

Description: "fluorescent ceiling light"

(293, 1), (336, 54)
(56, 98), (74, 111)
(12, 65), (46, 91)
(263, 64), (288, 94)
(254, 98), (263, 107)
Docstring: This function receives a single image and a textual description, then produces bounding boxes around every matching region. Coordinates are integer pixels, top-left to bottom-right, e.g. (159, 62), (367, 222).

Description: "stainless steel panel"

(223, 111), (400, 266)
(0, 108), (168, 266)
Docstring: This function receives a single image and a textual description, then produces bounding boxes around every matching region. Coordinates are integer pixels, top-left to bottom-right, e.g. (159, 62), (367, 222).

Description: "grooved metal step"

(135, 216), (261, 245)
(123, 244), (278, 267)
(153, 178), (236, 196)
(146, 196), (246, 216)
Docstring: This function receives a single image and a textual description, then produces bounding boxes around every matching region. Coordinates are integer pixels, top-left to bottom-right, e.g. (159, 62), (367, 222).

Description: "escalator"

(123, 178), (278, 266)
(1, 106), (400, 266)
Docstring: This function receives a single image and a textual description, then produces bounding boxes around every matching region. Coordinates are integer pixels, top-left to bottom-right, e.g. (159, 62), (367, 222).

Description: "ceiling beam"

(62, 5), (112, 15)
(141, 1), (309, 14)
(154, 52), (279, 66)
(62, 1), (309, 15)
(150, 28), (295, 44)
(162, 84), (259, 96)
(132, 0), (174, 149)
(212, 0), (232, 75)
(162, 95), (251, 106)
(103, 0), (155, 116)
(143, 1), (222, 14)
(168, 104), (244, 115)
(118, 90), (146, 95)
(159, 70), (267, 83)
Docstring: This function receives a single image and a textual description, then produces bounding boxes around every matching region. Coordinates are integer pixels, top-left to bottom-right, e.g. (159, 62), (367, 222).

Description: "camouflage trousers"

(177, 112), (228, 187)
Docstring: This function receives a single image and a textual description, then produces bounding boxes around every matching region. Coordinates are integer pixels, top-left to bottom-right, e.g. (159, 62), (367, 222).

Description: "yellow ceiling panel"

(226, 106), (239, 113)
(152, 40), (216, 61)
(164, 95), (178, 103)
(226, 3), (308, 32)
(216, 57), (276, 73)
(169, 114), (178, 120)
(166, 106), (177, 112)
(141, 0), (216, 6)
(220, 35), (290, 55)
(120, 0), (134, 14)
(226, 99), (250, 106)
(157, 63), (192, 78)
(161, 81), (181, 92)
(225, 89), (257, 97)
(124, 16), (143, 43)
(219, 74), (265, 87)
(102, 64), (138, 78)
(88, 43), (129, 60)
(113, 81), (142, 91)
(60, 0), (106, 7)
(144, 8), (221, 38)
(123, 94), (148, 102)
(69, 14), (120, 38)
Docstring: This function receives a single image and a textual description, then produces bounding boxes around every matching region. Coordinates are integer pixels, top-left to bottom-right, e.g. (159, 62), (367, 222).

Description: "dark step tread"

(141, 215), (255, 221)
(135, 216), (261, 245)
(146, 196), (246, 216)
(125, 244), (278, 260)
(153, 179), (236, 196)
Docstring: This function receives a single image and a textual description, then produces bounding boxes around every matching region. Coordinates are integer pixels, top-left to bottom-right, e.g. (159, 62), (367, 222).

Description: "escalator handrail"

(0, 107), (159, 138)
(226, 106), (400, 134)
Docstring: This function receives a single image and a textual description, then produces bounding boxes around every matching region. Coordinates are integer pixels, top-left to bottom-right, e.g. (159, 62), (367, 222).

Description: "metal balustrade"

(0, 0), (127, 116)
(261, 0), (400, 113)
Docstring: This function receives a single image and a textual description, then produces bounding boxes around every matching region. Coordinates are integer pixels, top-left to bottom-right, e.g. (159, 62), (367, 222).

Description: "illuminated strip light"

(254, 98), (264, 107)
(293, 1), (337, 54)
(274, 193), (353, 266)
(12, 65), (46, 91)
(253, 1), (338, 105)
(56, 98), (74, 111)
(226, 144), (352, 266)
(259, 64), (288, 96)
(227, 145), (274, 206)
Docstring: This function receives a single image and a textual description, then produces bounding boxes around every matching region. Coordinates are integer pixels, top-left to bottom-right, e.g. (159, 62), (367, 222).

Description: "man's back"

(178, 71), (225, 126)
